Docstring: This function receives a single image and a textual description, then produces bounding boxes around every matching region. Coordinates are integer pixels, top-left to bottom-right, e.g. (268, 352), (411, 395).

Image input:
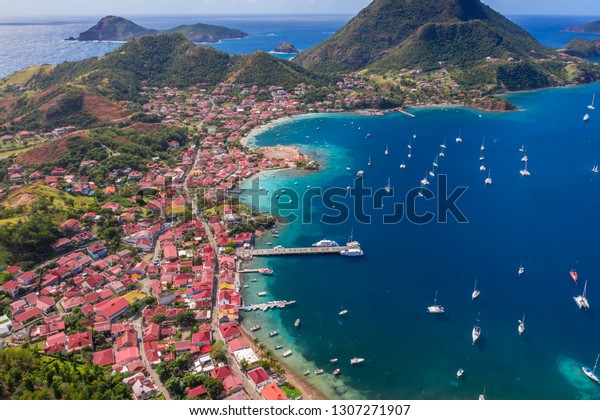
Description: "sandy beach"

(241, 116), (296, 147)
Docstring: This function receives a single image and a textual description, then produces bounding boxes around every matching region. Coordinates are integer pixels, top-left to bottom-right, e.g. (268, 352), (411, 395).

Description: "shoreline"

(238, 324), (328, 400)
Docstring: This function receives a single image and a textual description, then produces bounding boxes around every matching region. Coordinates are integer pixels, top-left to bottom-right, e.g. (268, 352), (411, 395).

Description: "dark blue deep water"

(2, 12), (600, 400)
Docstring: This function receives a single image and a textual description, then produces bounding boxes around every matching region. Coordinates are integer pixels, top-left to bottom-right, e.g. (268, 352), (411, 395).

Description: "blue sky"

(2, 0), (600, 17)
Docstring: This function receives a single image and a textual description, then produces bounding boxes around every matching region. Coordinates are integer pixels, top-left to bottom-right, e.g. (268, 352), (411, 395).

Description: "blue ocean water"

(240, 83), (600, 400)
(2, 12), (600, 400)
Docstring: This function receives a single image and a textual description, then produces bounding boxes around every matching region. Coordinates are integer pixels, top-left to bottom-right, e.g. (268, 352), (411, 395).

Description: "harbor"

(242, 300), (297, 312)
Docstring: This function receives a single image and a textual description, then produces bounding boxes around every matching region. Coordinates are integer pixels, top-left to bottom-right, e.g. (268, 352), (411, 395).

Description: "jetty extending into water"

(245, 246), (352, 258)
(242, 300), (296, 312)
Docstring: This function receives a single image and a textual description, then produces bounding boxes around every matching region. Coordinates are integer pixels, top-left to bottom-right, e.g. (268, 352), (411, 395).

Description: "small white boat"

(330, 358), (338, 363)
(574, 279), (590, 310)
(257, 291), (267, 297)
(478, 388), (486, 400)
(518, 262), (525, 276)
(481, 139), (486, 151)
(456, 130), (463, 143)
(472, 278), (480, 300)
(400, 161), (406, 169)
(520, 161), (531, 176)
(408, 152), (412, 158)
(421, 171), (430, 186)
(294, 319), (301, 327)
(350, 357), (365, 365)
(584, 114), (590, 122)
(588, 93), (595, 111)
(385, 177), (391, 193)
(408, 140), (412, 150)
(333, 368), (341, 376)
(518, 314), (525, 335)
(303, 370), (311, 376)
(582, 354), (600, 383)
(457, 368), (464, 378)
(368, 155), (372, 166)
(440, 139), (447, 149)
(480, 164), (486, 172)
(250, 325), (261, 332)
(315, 369), (324, 375)
(592, 165), (599, 174)
(385, 145), (389, 156)
(339, 309), (348, 316)
(521, 154), (528, 163)
(282, 350), (293, 357)
(485, 170), (492, 185)
(357, 170), (364, 177)
(269, 330), (279, 337)
(519, 144), (525, 153)
(433, 156), (439, 168)
(427, 289), (445, 314)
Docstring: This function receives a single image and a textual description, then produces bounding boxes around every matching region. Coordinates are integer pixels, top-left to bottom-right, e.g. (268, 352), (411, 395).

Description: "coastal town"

(0, 71), (401, 400)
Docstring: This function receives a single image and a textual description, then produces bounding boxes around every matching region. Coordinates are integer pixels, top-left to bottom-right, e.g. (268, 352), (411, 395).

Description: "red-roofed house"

(163, 244), (178, 262)
(247, 367), (271, 388)
(0, 280), (22, 298)
(187, 385), (207, 399)
(261, 383), (286, 400)
(223, 375), (244, 394)
(93, 348), (115, 366)
(94, 297), (130, 322)
(211, 365), (233, 381)
(116, 330), (138, 350)
(67, 331), (93, 352)
(14, 307), (42, 324)
(115, 347), (140, 365)
(143, 323), (161, 342)
(218, 323), (241, 341)
(191, 330), (211, 347)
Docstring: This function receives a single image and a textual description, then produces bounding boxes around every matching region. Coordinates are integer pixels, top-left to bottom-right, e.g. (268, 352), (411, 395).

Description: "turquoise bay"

(240, 82), (600, 400)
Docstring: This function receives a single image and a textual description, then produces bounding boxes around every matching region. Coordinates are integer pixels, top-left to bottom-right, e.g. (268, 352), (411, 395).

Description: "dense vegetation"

(155, 353), (224, 399)
(295, 0), (551, 73)
(563, 37), (600, 58)
(0, 345), (132, 399)
(0, 199), (60, 267)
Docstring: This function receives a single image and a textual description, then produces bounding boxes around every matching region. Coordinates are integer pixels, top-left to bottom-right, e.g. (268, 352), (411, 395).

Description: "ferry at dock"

(312, 239), (339, 247)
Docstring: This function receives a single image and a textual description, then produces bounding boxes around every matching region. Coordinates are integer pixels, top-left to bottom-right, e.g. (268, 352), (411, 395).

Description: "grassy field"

(2, 184), (94, 209)
(0, 65), (51, 99)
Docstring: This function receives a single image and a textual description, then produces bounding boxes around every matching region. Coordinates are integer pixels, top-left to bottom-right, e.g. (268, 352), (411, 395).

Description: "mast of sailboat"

(434, 289), (438, 305)
(583, 280), (588, 298)
(594, 353), (600, 373)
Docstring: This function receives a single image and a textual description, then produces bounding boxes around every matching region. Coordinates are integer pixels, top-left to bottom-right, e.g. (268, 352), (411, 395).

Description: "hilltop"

(295, 0), (550, 73)
(564, 20), (600, 34)
(294, 0), (600, 96)
(563, 37), (600, 58)
(73, 15), (247, 43)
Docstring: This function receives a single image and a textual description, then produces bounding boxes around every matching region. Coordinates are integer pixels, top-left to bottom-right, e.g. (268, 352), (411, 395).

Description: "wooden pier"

(250, 246), (350, 257)
(242, 300), (296, 312)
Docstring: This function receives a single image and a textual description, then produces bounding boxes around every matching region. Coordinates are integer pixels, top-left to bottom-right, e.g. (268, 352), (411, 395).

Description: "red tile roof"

(93, 348), (115, 366)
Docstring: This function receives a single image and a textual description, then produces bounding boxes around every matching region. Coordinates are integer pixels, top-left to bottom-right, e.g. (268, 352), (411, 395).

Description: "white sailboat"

(518, 314), (525, 335)
(478, 388), (486, 400)
(429, 161), (435, 178)
(574, 279), (590, 310)
(456, 130), (463, 143)
(433, 156), (439, 168)
(480, 138), (486, 151)
(421, 171), (430, 186)
(588, 93), (596, 110)
(440, 139), (447, 149)
(592, 165), (598, 174)
(385, 177), (391, 193)
(368, 155), (372, 167)
(472, 278), (480, 300)
(519, 144), (525, 153)
(472, 315), (481, 345)
(427, 289), (445, 314)
(385, 145), (389, 156)
(400, 160), (406, 169)
(521, 152), (528, 163)
(582, 354), (600, 384)
(518, 262), (525, 276)
(520, 161), (531, 176)
(584, 114), (590, 122)
(485, 170), (493, 185)
(480, 164), (486, 172)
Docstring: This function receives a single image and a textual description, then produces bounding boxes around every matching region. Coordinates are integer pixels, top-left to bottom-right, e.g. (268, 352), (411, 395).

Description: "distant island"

(274, 42), (299, 54)
(564, 20), (600, 34)
(563, 37), (600, 58)
(69, 15), (247, 43)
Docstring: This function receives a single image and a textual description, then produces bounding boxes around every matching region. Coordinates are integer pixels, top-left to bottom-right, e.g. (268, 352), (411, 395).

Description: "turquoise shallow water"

(240, 82), (600, 400)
